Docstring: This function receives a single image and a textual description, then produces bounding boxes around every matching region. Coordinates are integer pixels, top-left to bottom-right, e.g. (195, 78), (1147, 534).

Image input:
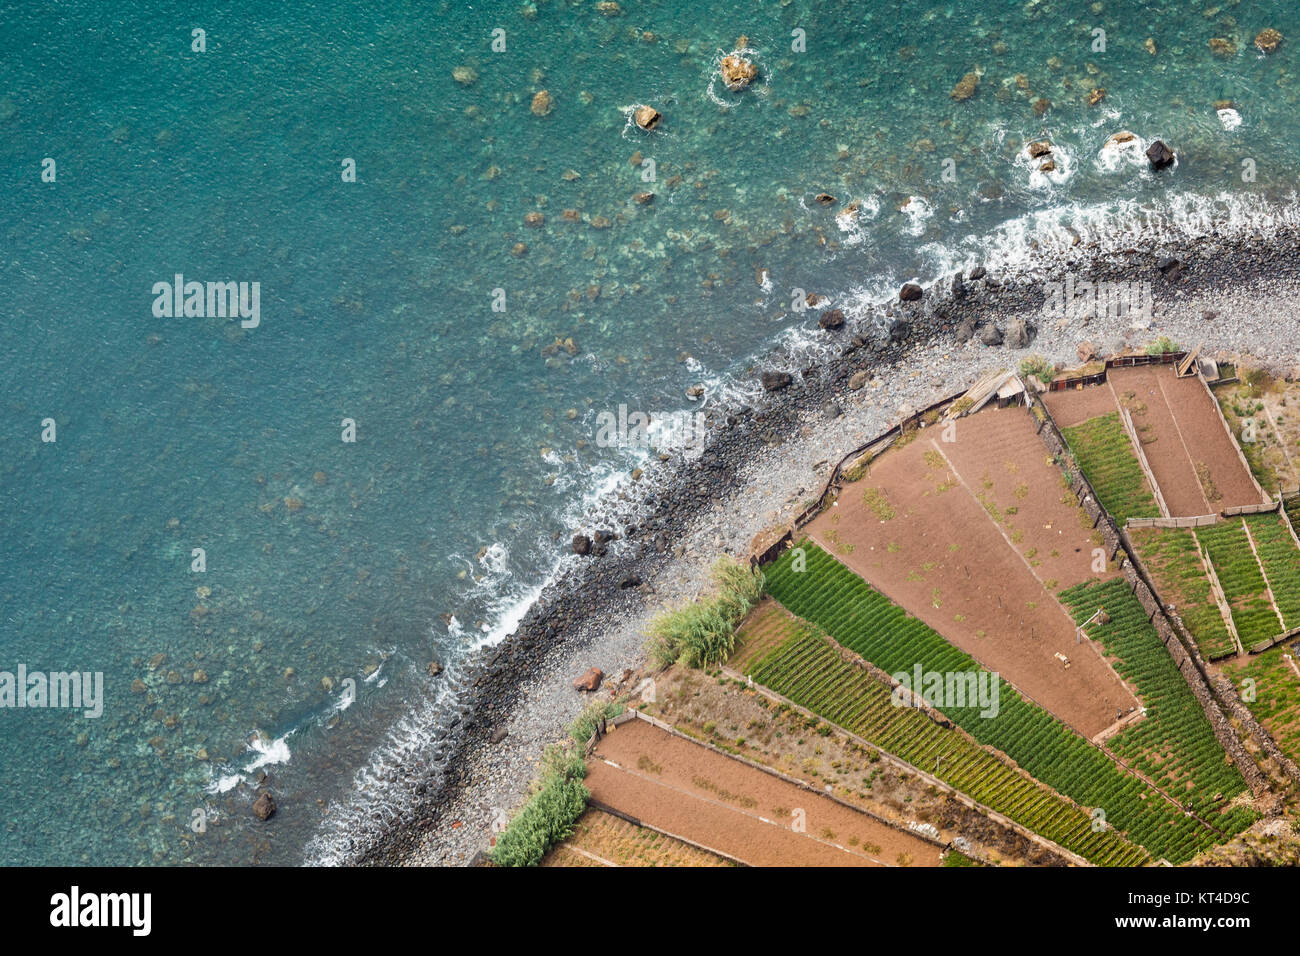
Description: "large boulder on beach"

(573, 668), (604, 692)
(979, 324), (1004, 346)
(888, 318), (910, 343)
(849, 370), (870, 390)
(899, 283), (923, 302)
(761, 370), (793, 391)
(818, 308), (845, 330)
(1146, 140), (1175, 169)
(572, 534), (592, 556)
(252, 790), (276, 821)
(1005, 317), (1034, 349)
(1077, 341), (1099, 363)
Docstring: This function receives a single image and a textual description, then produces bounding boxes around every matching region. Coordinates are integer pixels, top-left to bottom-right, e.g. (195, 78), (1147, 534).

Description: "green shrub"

(490, 743), (589, 867)
(568, 697), (624, 745)
(647, 557), (764, 667)
(1144, 336), (1180, 355)
(1019, 354), (1055, 384)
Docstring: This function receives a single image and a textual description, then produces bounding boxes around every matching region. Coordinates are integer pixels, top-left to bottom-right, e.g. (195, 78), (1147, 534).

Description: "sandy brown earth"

(1048, 367), (1264, 517)
(585, 717), (940, 867)
(805, 407), (1137, 738)
(1044, 381), (1119, 427)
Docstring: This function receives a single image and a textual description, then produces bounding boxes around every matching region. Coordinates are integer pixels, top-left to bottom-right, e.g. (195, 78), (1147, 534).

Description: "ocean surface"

(2, 0), (1299, 865)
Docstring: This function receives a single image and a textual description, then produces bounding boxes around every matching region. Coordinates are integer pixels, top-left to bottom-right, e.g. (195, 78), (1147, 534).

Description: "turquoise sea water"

(2, 1), (1299, 865)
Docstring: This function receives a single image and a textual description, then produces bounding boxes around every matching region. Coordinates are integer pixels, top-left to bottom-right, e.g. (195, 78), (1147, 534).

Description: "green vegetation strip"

(1060, 412), (1159, 525)
(764, 543), (1252, 863)
(1059, 579), (1254, 835)
(1222, 644), (1300, 763)
(1243, 514), (1300, 630)
(1130, 527), (1236, 660)
(1196, 521), (1280, 647)
(737, 610), (1148, 866)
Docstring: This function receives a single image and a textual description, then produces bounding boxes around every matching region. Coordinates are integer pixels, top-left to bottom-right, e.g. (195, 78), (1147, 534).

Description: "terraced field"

(1197, 521), (1283, 649)
(1220, 643), (1300, 764)
(1130, 527), (1237, 660)
(1059, 579), (1254, 834)
(1244, 513), (1300, 629)
(763, 543), (1251, 863)
(541, 809), (735, 867)
(732, 601), (1149, 866)
(1060, 413), (1160, 525)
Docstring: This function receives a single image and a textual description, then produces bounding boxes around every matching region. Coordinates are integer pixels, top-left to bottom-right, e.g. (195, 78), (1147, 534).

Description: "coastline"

(358, 221), (1300, 867)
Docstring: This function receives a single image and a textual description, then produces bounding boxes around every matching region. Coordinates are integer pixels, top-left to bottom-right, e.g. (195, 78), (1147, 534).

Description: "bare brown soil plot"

(587, 717), (939, 866)
(805, 419), (1137, 738)
(1043, 382), (1120, 428)
(1110, 365), (1264, 514)
(942, 405), (1116, 591)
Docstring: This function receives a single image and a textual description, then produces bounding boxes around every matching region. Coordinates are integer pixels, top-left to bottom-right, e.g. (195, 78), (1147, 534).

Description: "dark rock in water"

(951, 272), (966, 299)
(761, 370), (793, 391)
(818, 308), (845, 330)
(1146, 140), (1175, 169)
(821, 400), (843, 419)
(888, 318), (910, 343)
(618, 573), (642, 589)
(572, 534), (592, 556)
(968, 265), (987, 280)
(427, 661), (444, 677)
(489, 727), (509, 745)
(633, 191), (655, 204)
(979, 324), (1004, 346)
(899, 282), (923, 302)
(252, 790), (276, 821)
(1006, 317), (1033, 349)
(573, 667), (604, 692)
(593, 529), (616, 544)
(1028, 140), (1052, 159)
(814, 192), (836, 206)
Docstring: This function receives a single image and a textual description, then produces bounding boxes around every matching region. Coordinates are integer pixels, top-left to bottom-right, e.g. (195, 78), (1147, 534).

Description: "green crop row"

(736, 612), (1149, 866)
(1060, 413), (1159, 525)
(764, 543), (1250, 862)
(1059, 578), (1253, 832)
(1197, 521), (1282, 647)
(1244, 514), (1300, 630)
(1221, 643), (1300, 763)
(1130, 527), (1236, 659)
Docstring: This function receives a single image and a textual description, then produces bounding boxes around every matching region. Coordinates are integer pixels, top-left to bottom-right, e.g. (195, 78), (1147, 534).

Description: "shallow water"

(1, 0), (1298, 865)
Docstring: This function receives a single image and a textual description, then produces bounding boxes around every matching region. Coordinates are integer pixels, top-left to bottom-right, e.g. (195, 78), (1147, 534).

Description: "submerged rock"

(452, 65), (478, 86)
(950, 71), (980, 101)
(530, 90), (554, 116)
(1256, 29), (1283, 54)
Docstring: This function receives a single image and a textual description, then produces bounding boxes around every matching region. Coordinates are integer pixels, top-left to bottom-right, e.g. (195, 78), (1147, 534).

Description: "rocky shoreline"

(357, 221), (1300, 867)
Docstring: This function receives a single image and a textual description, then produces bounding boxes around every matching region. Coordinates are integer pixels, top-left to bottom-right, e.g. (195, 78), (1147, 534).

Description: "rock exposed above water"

(1146, 140), (1175, 169)
(720, 54), (758, 91)
(899, 282), (923, 302)
(252, 790), (276, 821)
(633, 105), (661, 130)
(761, 370), (793, 391)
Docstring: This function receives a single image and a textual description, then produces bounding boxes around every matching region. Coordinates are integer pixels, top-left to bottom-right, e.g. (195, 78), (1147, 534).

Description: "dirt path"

(586, 718), (940, 867)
